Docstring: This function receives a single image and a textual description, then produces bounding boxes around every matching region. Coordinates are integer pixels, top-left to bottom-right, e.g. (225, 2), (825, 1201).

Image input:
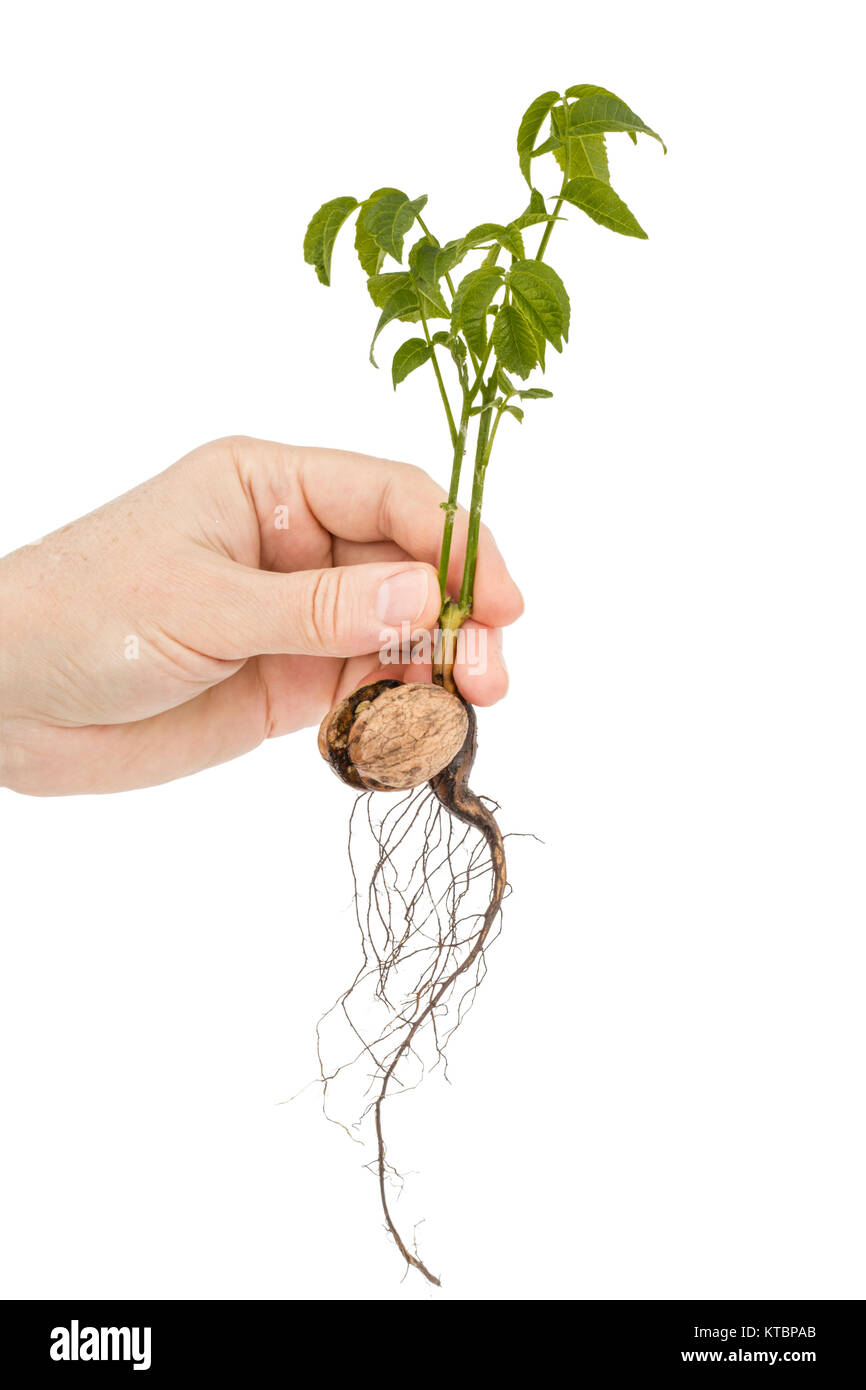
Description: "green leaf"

(458, 223), (525, 261)
(564, 83), (623, 100)
(507, 259), (570, 350)
(392, 338), (433, 388)
(366, 271), (412, 309)
(364, 191), (429, 262)
(413, 276), (450, 321)
(499, 223), (526, 258)
(408, 235), (437, 278)
(492, 303), (538, 379)
(517, 387), (553, 399)
(551, 107), (610, 181)
(303, 196), (359, 286)
(503, 404), (524, 422)
(561, 177), (648, 238)
(369, 284), (420, 366)
(567, 134), (610, 180)
(565, 92), (666, 153)
(530, 134), (562, 159)
(410, 236), (463, 285)
(451, 267), (505, 355)
(514, 188), (560, 231)
(517, 89), (560, 184)
(434, 239), (463, 279)
(355, 188), (402, 275)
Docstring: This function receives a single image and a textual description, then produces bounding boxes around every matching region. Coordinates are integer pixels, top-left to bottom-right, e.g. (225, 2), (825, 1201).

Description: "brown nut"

(318, 681), (468, 791)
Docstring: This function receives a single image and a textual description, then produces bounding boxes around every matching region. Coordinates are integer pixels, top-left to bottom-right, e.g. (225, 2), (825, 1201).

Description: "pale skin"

(0, 436), (522, 795)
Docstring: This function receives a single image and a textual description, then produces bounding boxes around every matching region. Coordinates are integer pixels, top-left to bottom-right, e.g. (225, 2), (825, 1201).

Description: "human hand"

(0, 436), (522, 794)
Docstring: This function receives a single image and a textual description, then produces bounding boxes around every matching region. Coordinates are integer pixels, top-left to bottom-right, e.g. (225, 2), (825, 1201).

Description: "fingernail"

(376, 569), (431, 625)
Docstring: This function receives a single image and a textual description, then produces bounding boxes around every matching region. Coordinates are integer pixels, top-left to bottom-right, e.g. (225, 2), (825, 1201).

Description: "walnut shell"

(318, 681), (468, 791)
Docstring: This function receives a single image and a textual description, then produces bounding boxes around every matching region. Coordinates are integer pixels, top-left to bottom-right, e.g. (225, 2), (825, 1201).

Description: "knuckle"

(307, 568), (345, 651)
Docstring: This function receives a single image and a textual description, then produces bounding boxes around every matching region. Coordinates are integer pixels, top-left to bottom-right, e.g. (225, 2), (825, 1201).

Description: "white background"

(0, 0), (863, 1301)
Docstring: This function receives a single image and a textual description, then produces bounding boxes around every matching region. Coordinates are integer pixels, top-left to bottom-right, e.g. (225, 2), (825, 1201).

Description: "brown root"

(315, 687), (507, 1286)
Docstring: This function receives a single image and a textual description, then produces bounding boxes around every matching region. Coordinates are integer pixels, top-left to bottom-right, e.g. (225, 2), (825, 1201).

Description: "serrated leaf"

(434, 239), (463, 279)
(410, 236), (463, 285)
(366, 271), (412, 309)
(507, 259), (570, 350)
(458, 223), (503, 252)
(496, 366), (518, 396)
(531, 134), (562, 159)
(303, 196), (359, 286)
(355, 187), (402, 275)
(458, 223), (526, 261)
(392, 338), (433, 388)
(499, 223), (525, 258)
(492, 303), (538, 379)
(364, 191), (429, 263)
(514, 187), (562, 231)
(551, 107), (611, 182)
(369, 284), (420, 366)
(561, 177), (648, 238)
(564, 84), (623, 100)
(408, 236), (439, 283)
(451, 267), (505, 355)
(413, 276), (450, 321)
(566, 92), (666, 152)
(517, 387), (554, 399)
(517, 89), (560, 184)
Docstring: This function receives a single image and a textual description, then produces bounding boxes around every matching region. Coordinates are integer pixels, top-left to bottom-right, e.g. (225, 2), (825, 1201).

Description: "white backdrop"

(0, 0), (863, 1301)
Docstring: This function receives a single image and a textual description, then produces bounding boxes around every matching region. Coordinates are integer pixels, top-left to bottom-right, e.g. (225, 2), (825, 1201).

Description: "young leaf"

(491, 303), (538, 379)
(355, 188), (402, 275)
(517, 387), (553, 399)
(565, 92), (666, 152)
(413, 277), (450, 321)
(408, 237), (437, 283)
(369, 283), (420, 365)
(498, 223), (526, 258)
(303, 196), (359, 286)
(392, 338), (433, 388)
(551, 107), (610, 181)
(434, 239), (463, 279)
(367, 271), (412, 309)
(365, 191), (429, 263)
(564, 83), (624, 100)
(514, 188), (561, 231)
(563, 85), (638, 141)
(503, 404), (525, 422)
(507, 260), (570, 349)
(561, 177), (648, 238)
(451, 267), (505, 355)
(516, 89), (560, 184)
(530, 134), (562, 159)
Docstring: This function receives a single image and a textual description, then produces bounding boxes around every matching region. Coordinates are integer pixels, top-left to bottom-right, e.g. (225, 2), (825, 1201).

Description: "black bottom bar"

(2, 1299), (861, 1376)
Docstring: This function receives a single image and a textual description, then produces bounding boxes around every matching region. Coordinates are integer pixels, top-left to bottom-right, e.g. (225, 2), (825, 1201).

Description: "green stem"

(536, 190), (564, 262)
(538, 100), (571, 262)
(437, 395), (471, 602)
(417, 302), (458, 447)
(458, 377), (498, 614)
(434, 178), (568, 639)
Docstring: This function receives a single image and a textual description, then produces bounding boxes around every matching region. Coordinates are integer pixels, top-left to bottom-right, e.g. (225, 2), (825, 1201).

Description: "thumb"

(207, 559), (441, 659)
